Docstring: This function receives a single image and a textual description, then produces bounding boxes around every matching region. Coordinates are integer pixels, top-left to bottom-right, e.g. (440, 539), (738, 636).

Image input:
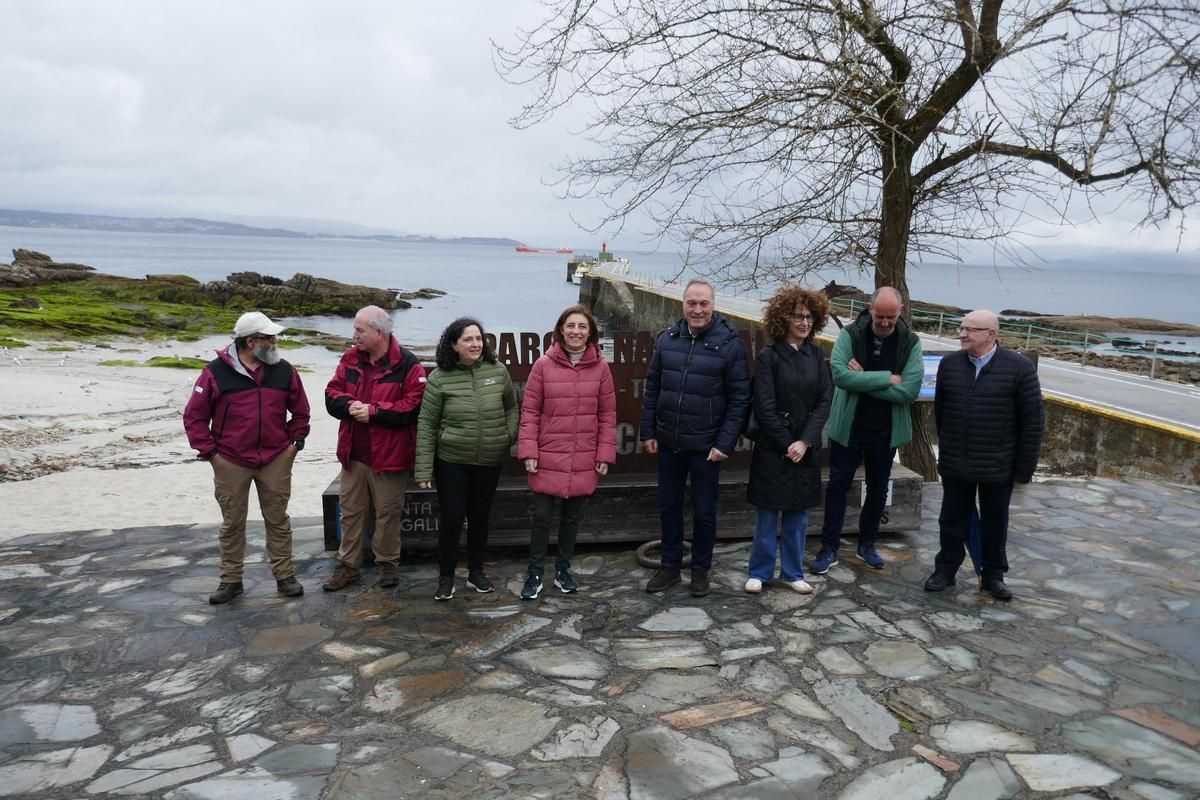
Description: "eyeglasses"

(250, 334), (278, 342)
(958, 326), (992, 334)
(788, 314), (814, 323)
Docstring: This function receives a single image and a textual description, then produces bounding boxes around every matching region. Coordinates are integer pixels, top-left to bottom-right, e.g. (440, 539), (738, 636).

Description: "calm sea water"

(3, 227), (1198, 346)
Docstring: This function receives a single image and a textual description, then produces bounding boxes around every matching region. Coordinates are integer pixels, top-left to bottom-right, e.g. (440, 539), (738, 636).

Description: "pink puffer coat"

(518, 342), (617, 498)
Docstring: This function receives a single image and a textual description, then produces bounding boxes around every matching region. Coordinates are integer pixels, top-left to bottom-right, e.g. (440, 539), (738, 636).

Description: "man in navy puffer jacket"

(925, 309), (1044, 601)
(641, 279), (751, 596)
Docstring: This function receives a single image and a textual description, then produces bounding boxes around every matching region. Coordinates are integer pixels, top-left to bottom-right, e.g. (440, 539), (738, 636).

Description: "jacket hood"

(668, 312), (739, 347)
(338, 335), (403, 371)
(547, 341), (602, 368)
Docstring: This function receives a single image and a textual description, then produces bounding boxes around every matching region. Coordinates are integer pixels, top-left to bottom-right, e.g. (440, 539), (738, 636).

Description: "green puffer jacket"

(415, 360), (518, 481)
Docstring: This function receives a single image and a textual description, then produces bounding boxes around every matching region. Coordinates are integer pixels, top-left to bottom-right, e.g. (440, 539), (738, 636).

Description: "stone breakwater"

(0, 478), (1198, 798)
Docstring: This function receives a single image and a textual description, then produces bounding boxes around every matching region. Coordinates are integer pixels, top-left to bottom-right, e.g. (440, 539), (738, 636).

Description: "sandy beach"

(0, 336), (351, 542)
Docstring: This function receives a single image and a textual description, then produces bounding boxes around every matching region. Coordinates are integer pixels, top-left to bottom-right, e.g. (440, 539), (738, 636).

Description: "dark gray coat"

(935, 346), (1045, 483)
(747, 340), (833, 510)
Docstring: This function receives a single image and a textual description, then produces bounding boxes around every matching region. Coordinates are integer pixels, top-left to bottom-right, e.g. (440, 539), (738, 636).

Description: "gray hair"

(356, 305), (393, 335)
(684, 278), (714, 294)
(870, 286), (902, 305)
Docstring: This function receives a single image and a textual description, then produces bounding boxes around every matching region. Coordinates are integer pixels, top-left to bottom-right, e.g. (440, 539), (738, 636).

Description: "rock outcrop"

(0, 249), (96, 286)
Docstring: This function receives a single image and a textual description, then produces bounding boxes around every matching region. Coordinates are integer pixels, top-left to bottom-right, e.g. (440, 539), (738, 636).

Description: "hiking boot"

(857, 544), (885, 570)
(981, 577), (1013, 601)
(744, 577), (763, 594)
(811, 548), (839, 574)
(434, 574), (455, 600)
(209, 581), (243, 605)
(645, 566), (680, 593)
(554, 568), (578, 594)
(690, 568), (711, 597)
(924, 572), (957, 592)
(467, 571), (495, 593)
(378, 563), (400, 589)
(521, 571), (544, 601)
(276, 576), (304, 597)
(784, 578), (814, 594)
(322, 564), (361, 592)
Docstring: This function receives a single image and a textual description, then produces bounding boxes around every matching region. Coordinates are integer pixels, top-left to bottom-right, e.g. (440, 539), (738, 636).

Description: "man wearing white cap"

(184, 311), (312, 604)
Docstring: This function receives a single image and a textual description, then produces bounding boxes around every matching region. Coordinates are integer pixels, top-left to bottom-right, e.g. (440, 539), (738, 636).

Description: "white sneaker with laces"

(785, 579), (814, 594)
(744, 577), (763, 594)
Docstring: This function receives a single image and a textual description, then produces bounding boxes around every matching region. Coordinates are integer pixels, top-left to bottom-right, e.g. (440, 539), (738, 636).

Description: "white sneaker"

(744, 577), (763, 594)
(784, 579), (814, 594)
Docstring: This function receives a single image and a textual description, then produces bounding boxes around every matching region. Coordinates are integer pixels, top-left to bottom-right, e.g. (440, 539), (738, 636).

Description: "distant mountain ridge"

(0, 208), (519, 246)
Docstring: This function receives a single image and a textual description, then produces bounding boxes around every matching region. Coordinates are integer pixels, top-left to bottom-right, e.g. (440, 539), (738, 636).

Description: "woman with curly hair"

(745, 286), (833, 594)
(416, 317), (518, 600)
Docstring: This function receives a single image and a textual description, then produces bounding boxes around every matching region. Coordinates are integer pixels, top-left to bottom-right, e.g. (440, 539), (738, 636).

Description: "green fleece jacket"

(826, 310), (924, 448)
(415, 360), (518, 481)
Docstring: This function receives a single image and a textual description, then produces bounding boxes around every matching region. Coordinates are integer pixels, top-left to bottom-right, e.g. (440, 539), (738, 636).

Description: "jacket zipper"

(674, 335), (697, 437)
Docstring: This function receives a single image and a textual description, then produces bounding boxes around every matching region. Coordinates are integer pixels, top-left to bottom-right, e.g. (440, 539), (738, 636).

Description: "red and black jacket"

(183, 346), (311, 468)
(325, 337), (427, 472)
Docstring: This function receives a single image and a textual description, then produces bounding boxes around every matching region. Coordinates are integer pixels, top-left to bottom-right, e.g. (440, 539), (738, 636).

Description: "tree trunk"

(877, 142), (939, 480)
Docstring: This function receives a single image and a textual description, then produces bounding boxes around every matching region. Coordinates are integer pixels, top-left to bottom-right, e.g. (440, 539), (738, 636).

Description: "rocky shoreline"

(0, 249), (445, 347)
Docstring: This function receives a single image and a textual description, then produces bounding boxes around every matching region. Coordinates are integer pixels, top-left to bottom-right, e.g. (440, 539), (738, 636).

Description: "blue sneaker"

(554, 568), (578, 594)
(520, 571), (543, 600)
(857, 544), (885, 570)
(812, 548), (839, 574)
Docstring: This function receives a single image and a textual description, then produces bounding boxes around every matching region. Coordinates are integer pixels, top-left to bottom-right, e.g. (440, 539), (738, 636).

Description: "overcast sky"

(1, 1), (1196, 257)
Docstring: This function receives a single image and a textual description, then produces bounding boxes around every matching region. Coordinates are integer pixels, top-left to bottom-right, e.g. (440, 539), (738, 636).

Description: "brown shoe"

(322, 564), (361, 592)
(378, 563), (399, 589)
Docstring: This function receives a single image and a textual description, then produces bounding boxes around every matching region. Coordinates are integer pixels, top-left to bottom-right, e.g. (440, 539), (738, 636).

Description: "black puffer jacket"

(747, 340), (833, 510)
(640, 313), (751, 454)
(935, 347), (1045, 483)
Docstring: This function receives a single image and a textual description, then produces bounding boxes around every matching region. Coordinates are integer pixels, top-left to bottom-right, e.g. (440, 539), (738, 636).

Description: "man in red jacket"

(323, 305), (427, 591)
(184, 311), (311, 605)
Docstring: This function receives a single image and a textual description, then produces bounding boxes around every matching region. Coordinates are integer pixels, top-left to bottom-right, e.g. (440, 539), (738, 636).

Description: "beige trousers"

(211, 449), (296, 582)
(337, 461), (409, 569)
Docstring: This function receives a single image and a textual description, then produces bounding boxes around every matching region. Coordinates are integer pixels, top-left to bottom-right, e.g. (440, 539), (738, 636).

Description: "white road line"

(1040, 360), (1198, 397)
(1044, 388), (1200, 431)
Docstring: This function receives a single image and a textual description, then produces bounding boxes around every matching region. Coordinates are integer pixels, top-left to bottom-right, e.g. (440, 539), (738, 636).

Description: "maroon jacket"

(183, 346), (311, 468)
(518, 342), (617, 498)
(325, 337), (427, 472)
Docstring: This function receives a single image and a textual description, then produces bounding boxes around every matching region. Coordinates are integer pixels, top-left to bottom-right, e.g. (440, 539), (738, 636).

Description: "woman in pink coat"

(518, 304), (617, 599)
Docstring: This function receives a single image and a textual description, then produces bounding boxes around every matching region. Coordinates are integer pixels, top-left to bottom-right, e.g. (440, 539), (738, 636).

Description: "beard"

(253, 342), (281, 365)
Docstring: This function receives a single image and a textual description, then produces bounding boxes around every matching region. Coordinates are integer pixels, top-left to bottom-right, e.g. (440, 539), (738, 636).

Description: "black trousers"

(528, 492), (586, 575)
(934, 475), (1013, 581)
(434, 459), (501, 576)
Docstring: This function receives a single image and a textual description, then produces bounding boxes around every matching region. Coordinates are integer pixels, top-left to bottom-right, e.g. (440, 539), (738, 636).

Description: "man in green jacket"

(813, 287), (923, 573)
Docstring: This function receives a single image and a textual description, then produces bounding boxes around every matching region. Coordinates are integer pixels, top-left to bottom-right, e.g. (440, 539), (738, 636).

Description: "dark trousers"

(528, 492), (585, 575)
(934, 475), (1013, 580)
(658, 447), (721, 571)
(434, 459), (501, 576)
(820, 428), (896, 548)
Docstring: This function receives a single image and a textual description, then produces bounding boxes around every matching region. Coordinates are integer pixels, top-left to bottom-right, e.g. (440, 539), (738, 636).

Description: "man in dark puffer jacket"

(641, 279), (751, 596)
(925, 309), (1045, 600)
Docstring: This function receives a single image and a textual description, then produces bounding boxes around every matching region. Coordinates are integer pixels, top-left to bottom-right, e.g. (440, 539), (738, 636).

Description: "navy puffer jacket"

(935, 347), (1045, 483)
(640, 313), (751, 454)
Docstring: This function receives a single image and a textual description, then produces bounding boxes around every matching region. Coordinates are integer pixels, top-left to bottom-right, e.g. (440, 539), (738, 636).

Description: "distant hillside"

(0, 208), (519, 247)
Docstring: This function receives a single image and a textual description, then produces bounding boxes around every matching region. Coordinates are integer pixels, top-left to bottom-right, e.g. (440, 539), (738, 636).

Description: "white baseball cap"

(233, 311), (285, 338)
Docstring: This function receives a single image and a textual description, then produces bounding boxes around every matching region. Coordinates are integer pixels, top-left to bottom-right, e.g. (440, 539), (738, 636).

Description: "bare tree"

(497, 0), (1199, 477)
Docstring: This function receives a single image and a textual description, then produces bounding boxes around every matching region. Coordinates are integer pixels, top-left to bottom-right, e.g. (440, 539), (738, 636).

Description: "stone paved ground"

(2, 477), (1199, 799)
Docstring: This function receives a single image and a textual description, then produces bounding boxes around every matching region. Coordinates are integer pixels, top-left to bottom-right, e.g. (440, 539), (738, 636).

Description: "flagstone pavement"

(1, 477), (1199, 799)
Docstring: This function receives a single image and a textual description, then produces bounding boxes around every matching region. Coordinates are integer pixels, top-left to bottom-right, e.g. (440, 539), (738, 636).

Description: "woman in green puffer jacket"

(416, 317), (518, 601)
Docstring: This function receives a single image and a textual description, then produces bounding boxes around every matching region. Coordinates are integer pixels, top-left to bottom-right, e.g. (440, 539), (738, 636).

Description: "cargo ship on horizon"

(515, 244), (574, 254)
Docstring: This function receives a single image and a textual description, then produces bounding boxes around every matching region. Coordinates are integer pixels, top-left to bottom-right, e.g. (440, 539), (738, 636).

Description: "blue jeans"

(749, 507), (810, 582)
(658, 447), (721, 570)
(820, 428), (896, 548)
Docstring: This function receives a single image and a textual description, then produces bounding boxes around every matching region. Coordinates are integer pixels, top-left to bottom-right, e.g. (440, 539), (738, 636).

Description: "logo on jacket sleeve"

(484, 377), (497, 385)
(419, 376), (427, 383)
(194, 386), (204, 394)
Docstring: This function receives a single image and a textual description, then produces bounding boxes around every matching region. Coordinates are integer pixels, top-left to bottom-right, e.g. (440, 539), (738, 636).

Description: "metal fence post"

(937, 311), (944, 337)
(1150, 341), (1159, 380)
(1081, 332), (1089, 367)
(1026, 323), (1032, 348)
